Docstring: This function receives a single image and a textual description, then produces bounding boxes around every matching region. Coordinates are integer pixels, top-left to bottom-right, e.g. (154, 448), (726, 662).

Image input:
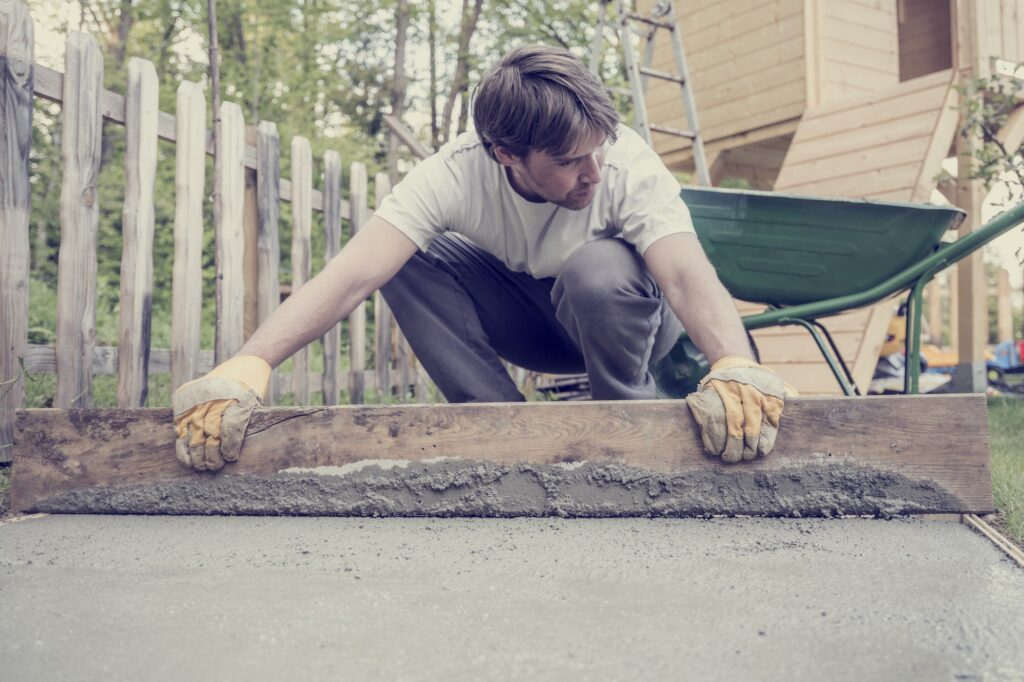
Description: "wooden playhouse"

(638, 0), (1024, 394)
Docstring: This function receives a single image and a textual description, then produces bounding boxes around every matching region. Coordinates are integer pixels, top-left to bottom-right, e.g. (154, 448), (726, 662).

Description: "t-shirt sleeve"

(373, 152), (454, 251)
(614, 144), (696, 255)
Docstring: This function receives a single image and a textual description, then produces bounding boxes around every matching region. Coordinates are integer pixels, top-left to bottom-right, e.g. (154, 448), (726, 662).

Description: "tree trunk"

(208, 0), (223, 359)
(387, 0), (411, 182)
(428, 0), (439, 149)
(439, 0), (484, 144)
(115, 0), (133, 65)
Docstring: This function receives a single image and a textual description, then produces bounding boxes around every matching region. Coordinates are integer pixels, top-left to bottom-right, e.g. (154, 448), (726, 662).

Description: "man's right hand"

(172, 355), (271, 471)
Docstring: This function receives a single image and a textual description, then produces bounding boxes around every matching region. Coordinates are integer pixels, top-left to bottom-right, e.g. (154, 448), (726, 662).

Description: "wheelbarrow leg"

(904, 269), (942, 394)
(778, 317), (860, 396)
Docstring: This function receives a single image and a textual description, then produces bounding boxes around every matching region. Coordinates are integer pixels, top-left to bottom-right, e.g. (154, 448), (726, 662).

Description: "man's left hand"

(685, 356), (789, 463)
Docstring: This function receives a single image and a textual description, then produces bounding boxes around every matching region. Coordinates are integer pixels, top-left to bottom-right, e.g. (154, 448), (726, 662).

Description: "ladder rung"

(638, 66), (685, 84)
(624, 11), (674, 30)
(649, 123), (697, 139)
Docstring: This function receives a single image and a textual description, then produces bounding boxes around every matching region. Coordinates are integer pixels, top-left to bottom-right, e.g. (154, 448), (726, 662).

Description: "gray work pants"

(380, 233), (683, 402)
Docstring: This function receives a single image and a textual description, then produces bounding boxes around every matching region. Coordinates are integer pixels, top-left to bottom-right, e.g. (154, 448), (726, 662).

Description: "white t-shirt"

(375, 125), (696, 279)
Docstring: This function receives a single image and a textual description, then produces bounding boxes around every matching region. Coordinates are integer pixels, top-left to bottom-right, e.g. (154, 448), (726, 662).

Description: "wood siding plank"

(779, 135), (933, 187)
(783, 109), (939, 164)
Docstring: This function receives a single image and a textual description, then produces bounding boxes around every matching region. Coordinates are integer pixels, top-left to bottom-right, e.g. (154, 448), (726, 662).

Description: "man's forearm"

(644, 233), (752, 365)
(663, 274), (751, 365)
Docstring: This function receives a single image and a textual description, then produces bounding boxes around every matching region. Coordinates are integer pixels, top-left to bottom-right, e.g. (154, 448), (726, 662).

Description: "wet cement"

(1, 515), (1022, 681)
(27, 457), (970, 517)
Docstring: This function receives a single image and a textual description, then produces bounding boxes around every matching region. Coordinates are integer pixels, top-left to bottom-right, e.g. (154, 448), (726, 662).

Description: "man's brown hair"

(472, 45), (619, 161)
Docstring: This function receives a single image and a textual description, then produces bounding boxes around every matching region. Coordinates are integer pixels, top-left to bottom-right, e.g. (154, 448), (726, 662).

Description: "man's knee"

(556, 239), (656, 308)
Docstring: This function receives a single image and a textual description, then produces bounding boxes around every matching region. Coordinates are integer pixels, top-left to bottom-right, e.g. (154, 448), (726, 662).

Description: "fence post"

(290, 135), (313, 404)
(348, 162), (368, 403)
(215, 101), (246, 363)
(256, 121), (281, 403)
(322, 150), (343, 405)
(116, 57), (158, 407)
(55, 32), (103, 408)
(373, 172), (393, 400)
(171, 81), (206, 391)
(0, 0), (34, 457)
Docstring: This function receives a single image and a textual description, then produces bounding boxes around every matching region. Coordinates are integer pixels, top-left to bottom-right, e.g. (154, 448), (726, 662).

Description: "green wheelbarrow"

(653, 186), (1024, 397)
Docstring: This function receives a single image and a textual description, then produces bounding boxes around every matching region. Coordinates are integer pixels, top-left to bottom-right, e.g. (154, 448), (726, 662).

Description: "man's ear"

(492, 146), (521, 167)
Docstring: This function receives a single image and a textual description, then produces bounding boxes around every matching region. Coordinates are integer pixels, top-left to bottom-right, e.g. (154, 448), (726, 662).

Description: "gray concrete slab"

(1, 515), (1022, 681)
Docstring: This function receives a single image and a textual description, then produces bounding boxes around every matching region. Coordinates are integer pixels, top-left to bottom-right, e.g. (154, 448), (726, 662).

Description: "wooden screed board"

(11, 395), (992, 517)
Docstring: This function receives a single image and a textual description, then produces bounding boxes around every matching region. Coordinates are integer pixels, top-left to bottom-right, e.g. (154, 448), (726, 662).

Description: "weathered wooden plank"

(373, 172), (393, 401)
(0, 0), (34, 460)
(215, 102), (246, 362)
(55, 32), (103, 409)
(289, 136), (313, 405)
(348, 162), (368, 404)
(171, 81), (205, 391)
(10, 395), (994, 517)
(242, 166), (258, 340)
(256, 121), (281, 403)
(322, 150), (343, 406)
(116, 57), (158, 408)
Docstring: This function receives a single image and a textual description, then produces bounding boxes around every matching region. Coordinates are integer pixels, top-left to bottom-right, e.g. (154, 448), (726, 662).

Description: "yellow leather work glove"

(172, 355), (271, 471)
(685, 356), (792, 463)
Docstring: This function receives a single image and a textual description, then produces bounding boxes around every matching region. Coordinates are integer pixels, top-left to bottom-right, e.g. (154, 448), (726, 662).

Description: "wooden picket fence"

(0, 2), (429, 457)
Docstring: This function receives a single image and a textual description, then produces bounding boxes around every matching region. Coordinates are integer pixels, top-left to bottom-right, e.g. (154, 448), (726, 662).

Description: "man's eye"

(558, 159), (576, 167)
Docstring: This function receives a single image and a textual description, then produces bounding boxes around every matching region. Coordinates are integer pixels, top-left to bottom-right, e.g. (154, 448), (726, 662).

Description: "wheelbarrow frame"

(718, 198), (1024, 395)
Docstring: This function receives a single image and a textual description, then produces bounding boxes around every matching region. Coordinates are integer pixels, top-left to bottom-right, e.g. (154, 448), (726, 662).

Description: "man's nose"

(580, 154), (601, 183)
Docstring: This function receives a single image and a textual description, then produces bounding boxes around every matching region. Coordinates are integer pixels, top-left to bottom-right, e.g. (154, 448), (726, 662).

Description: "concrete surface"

(1, 515), (1022, 681)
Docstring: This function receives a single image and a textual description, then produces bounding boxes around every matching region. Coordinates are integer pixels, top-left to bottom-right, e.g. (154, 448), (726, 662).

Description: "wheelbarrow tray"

(682, 186), (966, 306)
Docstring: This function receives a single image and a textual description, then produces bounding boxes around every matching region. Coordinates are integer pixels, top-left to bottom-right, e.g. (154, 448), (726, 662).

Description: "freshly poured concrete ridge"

(1, 514), (1022, 681)
(12, 395), (994, 516)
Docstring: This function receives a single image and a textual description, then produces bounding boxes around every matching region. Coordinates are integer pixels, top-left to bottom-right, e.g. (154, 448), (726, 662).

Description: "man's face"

(496, 130), (608, 211)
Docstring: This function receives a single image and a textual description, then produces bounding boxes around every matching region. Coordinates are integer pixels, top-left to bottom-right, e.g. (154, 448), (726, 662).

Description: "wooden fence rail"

(0, 2), (427, 460)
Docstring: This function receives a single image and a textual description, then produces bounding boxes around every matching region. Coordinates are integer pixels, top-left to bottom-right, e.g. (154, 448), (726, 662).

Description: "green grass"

(988, 397), (1024, 547)
(0, 464), (9, 514)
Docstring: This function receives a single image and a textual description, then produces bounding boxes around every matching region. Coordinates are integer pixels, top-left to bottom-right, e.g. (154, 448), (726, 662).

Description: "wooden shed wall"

(818, 0), (900, 102)
(975, 0), (1024, 68)
(639, 0), (807, 166)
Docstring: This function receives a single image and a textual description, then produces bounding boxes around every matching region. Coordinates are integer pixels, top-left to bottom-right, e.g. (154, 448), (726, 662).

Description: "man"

(172, 45), (787, 472)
